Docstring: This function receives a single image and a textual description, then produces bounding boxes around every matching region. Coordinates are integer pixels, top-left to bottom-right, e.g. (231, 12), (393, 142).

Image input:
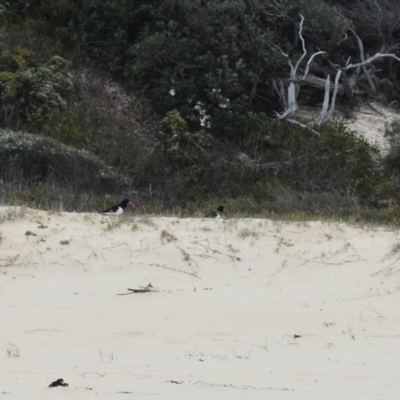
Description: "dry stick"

(13, 274), (35, 279)
(282, 334), (297, 344)
(124, 242), (133, 258)
(191, 240), (241, 261)
(367, 101), (386, 116)
(259, 339), (269, 352)
(309, 260), (343, 265)
(127, 288), (159, 293)
(140, 237), (149, 250)
(102, 242), (132, 257)
(149, 263), (201, 279)
(102, 243), (125, 250)
(118, 285), (158, 296)
(194, 254), (216, 259)
(359, 305), (387, 323)
(87, 250), (107, 263)
(32, 245), (43, 254)
(285, 118), (321, 136)
(81, 372), (107, 378)
(190, 239), (210, 249)
(0, 254), (20, 263)
(371, 260), (400, 276)
(231, 347), (253, 359)
(89, 253), (104, 263)
(2, 262), (38, 268)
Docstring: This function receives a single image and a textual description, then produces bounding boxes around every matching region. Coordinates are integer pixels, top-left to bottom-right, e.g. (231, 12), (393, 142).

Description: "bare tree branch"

(277, 15), (325, 121)
(316, 75), (331, 126)
(350, 28), (377, 92)
(273, 11), (400, 127)
(273, 79), (287, 108)
(317, 69), (343, 126)
(302, 51), (326, 80)
(344, 52), (400, 71)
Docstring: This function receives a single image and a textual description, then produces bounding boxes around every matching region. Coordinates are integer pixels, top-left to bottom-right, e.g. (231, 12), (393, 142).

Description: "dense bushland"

(1, 0), (400, 219)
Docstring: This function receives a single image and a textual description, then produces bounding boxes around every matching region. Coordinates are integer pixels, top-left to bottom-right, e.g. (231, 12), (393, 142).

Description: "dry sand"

(297, 101), (399, 153)
(1, 207), (400, 398)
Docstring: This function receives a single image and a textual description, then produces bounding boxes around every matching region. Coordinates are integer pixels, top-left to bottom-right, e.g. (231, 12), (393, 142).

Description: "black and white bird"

(100, 199), (135, 216)
(206, 205), (228, 219)
(49, 378), (69, 388)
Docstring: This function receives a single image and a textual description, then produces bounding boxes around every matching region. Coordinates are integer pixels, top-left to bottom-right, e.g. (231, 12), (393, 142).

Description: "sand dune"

(297, 101), (399, 153)
(1, 207), (400, 399)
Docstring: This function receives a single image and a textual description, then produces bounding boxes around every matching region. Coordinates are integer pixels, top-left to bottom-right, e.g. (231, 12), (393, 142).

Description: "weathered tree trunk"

(274, 16), (400, 128)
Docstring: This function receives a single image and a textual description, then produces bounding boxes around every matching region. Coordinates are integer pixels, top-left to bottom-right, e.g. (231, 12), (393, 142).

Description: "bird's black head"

(120, 199), (135, 209)
(217, 205), (229, 214)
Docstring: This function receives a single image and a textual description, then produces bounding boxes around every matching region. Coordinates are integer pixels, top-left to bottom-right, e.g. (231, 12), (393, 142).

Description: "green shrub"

(37, 110), (89, 147)
(0, 129), (122, 192)
(0, 44), (72, 127)
(246, 120), (392, 203)
(383, 120), (400, 199)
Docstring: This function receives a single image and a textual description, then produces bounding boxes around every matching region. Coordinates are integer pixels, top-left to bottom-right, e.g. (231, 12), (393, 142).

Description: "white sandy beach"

(1, 207), (400, 399)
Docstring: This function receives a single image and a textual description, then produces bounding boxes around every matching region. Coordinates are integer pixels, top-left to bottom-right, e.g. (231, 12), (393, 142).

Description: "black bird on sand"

(206, 205), (228, 219)
(100, 199), (135, 216)
(49, 378), (69, 388)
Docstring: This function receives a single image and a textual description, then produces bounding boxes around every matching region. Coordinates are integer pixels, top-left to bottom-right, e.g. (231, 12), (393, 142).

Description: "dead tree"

(274, 15), (325, 135)
(274, 15), (400, 128)
(317, 49), (400, 126)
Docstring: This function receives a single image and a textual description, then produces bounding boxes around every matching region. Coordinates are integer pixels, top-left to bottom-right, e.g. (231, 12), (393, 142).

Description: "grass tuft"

(160, 230), (177, 243)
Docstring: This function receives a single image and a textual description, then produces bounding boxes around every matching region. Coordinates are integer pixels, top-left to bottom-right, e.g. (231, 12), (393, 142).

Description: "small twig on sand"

(127, 284), (158, 293)
(117, 283), (158, 296)
(13, 274), (35, 279)
(102, 242), (132, 257)
(149, 263), (201, 279)
(32, 245), (43, 254)
(140, 238), (149, 250)
(231, 347), (253, 359)
(87, 251), (97, 260)
(2, 262), (38, 268)
(359, 304), (387, 324)
(124, 243), (133, 257)
(81, 372), (107, 378)
(191, 240), (241, 261)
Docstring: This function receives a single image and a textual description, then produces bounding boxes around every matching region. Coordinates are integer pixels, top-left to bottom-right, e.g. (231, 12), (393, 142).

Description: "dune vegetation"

(1, 1), (400, 223)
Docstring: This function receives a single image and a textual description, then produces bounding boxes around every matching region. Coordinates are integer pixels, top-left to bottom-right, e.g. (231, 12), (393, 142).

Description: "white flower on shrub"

(211, 88), (230, 109)
(194, 101), (211, 128)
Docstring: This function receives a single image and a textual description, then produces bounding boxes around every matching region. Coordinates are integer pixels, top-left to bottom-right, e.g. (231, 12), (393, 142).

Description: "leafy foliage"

(0, 0), (398, 217)
(0, 44), (72, 127)
(274, 122), (388, 199)
(124, 1), (289, 134)
(383, 120), (400, 200)
(0, 129), (122, 192)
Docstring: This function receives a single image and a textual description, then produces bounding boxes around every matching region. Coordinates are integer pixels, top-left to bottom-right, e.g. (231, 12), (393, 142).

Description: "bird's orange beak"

(128, 201), (135, 209)
(223, 208), (229, 215)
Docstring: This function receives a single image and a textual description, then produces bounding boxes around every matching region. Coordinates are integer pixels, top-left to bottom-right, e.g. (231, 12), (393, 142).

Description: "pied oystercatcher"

(206, 205), (228, 219)
(101, 199), (135, 216)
